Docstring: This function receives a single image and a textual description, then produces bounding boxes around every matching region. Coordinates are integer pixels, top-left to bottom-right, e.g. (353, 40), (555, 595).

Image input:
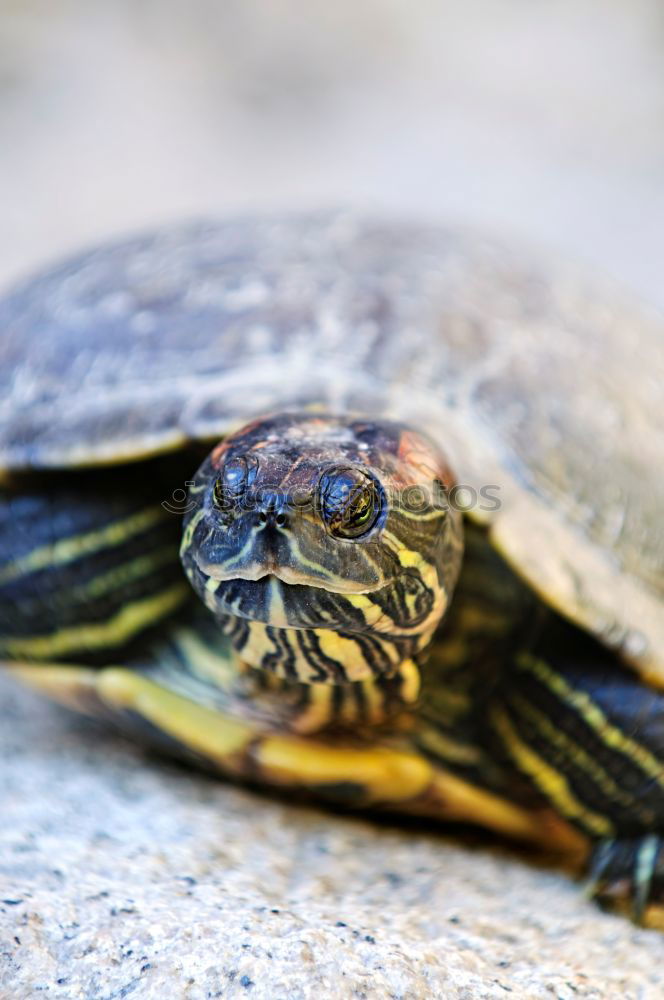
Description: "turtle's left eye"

(213, 455), (257, 510)
(318, 467), (381, 539)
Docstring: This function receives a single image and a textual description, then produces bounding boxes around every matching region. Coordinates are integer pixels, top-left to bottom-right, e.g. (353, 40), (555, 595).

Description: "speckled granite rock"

(1, 674), (663, 1000)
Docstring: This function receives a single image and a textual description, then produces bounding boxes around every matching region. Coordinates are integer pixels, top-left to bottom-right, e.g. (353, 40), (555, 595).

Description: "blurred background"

(1, 0), (663, 304)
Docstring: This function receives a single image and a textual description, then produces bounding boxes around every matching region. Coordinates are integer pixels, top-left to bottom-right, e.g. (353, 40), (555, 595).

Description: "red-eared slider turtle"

(2, 214), (663, 924)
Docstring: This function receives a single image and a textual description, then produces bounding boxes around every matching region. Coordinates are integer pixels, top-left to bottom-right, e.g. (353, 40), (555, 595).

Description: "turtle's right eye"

(318, 466), (381, 539)
(213, 455), (257, 510)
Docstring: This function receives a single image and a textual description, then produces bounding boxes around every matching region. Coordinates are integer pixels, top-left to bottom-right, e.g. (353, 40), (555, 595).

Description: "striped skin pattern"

(406, 529), (664, 920)
(2, 416), (664, 921)
(180, 414), (463, 710)
(488, 621), (664, 918)
(0, 467), (189, 663)
(14, 579), (664, 921)
(8, 603), (586, 852)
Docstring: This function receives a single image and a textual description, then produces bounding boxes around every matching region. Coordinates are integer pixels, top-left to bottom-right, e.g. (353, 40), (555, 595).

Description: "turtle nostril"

(257, 509), (287, 527)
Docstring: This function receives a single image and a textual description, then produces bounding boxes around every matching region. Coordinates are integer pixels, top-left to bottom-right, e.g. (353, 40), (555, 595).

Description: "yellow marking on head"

(266, 576), (288, 628)
(315, 628), (398, 682)
(381, 531), (422, 563)
(381, 535), (436, 581)
(379, 530), (405, 557)
(0, 506), (170, 585)
(491, 705), (614, 837)
(214, 530), (261, 573)
(521, 655), (664, 791)
(396, 507), (448, 523)
(346, 584), (445, 644)
(180, 508), (205, 554)
(240, 619), (285, 670)
(391, 544), (441, 599)
(3, 583), (189, 659)
(344, 593), (395, 632)
(396, 548), (425, 569)
(345, 594), (373, 610)
(279, 534), (337, 583)
(237, 617), (408, 686)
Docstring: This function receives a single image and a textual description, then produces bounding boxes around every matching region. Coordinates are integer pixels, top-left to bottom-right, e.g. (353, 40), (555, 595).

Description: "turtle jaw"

(194, 555), (395, 596)
(189, 563), (387, 631)
(190, 569), (431, 684)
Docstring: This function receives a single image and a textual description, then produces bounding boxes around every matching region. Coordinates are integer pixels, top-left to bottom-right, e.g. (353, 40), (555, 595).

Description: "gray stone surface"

(1, 674), (663, 999)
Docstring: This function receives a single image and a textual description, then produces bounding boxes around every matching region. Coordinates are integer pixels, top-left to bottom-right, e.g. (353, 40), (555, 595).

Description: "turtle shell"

(1, 212), (662, 684)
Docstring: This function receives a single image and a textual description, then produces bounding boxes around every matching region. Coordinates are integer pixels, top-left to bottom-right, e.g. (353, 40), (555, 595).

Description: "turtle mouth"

(194, 556), (389, 595)
(196, 569), (385, 631)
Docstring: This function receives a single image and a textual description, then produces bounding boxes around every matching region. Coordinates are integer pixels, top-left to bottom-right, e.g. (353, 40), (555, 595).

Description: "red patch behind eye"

(210, 438), (232, 468)
(396, 430), (456, 489)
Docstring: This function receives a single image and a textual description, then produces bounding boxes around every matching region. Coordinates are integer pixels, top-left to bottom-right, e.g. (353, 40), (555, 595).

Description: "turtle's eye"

(213, 455), (257, 510)
(318, 467), (381, 539)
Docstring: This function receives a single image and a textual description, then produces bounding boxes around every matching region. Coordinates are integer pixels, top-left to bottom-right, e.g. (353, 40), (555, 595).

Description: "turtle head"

(180, 413), (463, 684)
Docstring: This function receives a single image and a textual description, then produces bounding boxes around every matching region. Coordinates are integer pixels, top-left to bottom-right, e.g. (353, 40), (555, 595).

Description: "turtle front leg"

(489, 619), (664, 926)
(586, 836), (664, 927)
(5, 626), (582, 856)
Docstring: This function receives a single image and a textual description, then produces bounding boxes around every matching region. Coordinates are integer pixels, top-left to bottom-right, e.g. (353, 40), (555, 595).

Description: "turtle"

(1, 213), (664, 925)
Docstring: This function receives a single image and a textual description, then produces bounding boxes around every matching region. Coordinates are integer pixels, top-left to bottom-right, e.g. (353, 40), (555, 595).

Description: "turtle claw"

(586, 836), (664, 923)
